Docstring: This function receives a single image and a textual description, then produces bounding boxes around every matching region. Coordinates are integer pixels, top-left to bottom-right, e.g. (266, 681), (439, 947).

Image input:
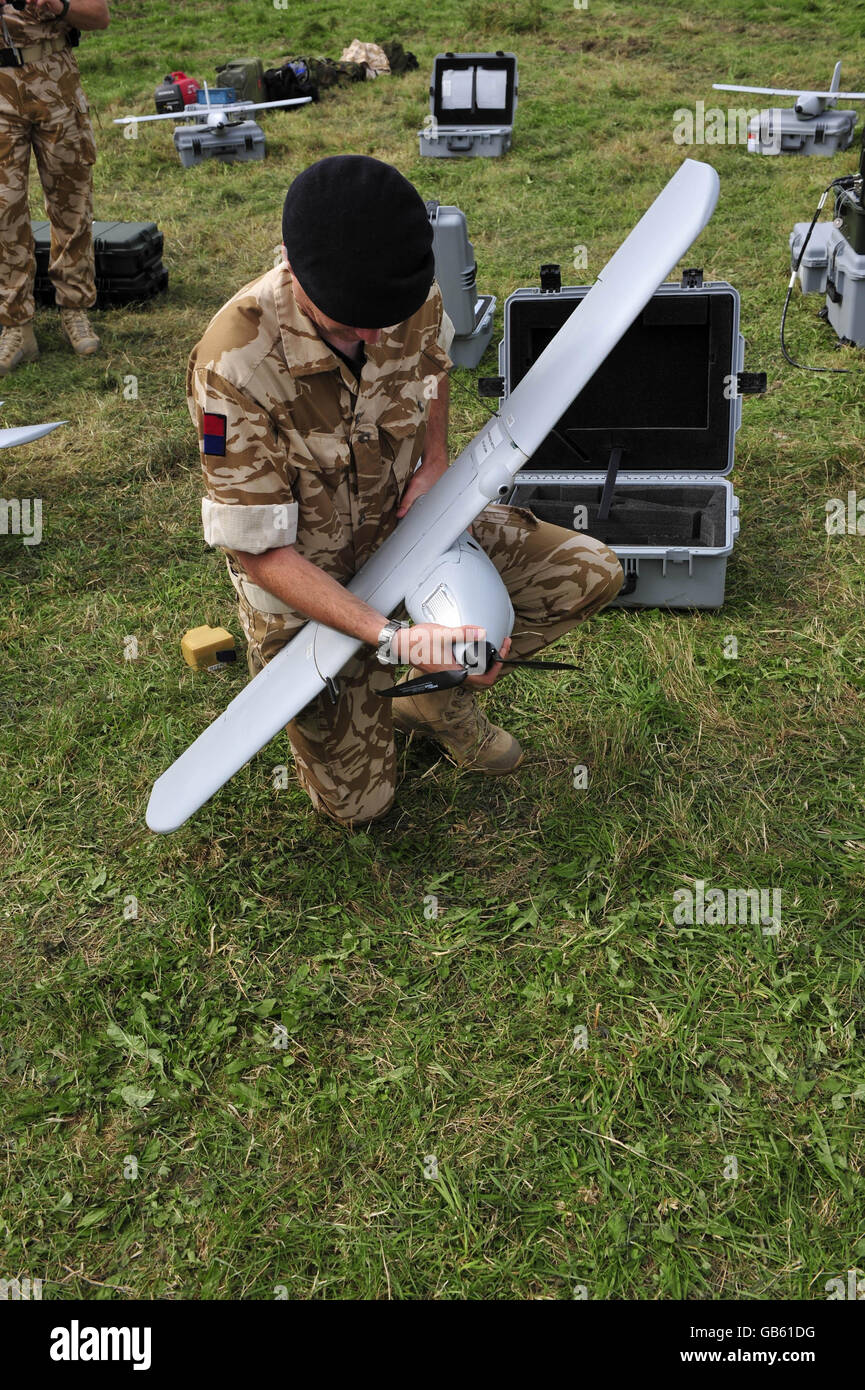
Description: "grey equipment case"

(426, 200), (495, 368)
(747, 106), (857, 156)
(485, 267), (766, 609)
(790, 221), (865, 347)
(419, 51), (517, 158)
(173, 119), (265, 168)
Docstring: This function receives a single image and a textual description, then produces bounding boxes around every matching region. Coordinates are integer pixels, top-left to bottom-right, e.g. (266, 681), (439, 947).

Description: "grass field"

(1, 0), (863, 1301)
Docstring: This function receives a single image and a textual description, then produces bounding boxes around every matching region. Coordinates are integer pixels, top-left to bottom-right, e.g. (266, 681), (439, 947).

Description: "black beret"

(282, 155), (435, 329)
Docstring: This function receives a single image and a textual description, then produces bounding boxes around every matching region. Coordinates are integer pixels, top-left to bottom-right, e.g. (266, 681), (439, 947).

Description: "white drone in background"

(714, 62), (865, 155)
(113, 80), (311, 132)
(0, 403), (64, 450)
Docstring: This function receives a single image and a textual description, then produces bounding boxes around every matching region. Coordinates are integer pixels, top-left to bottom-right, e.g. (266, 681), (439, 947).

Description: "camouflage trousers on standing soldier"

(0, 47), (96, 325)
(229, 503), (624, 825)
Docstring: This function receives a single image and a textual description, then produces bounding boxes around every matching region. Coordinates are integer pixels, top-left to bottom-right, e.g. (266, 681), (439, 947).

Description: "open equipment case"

(419, 51), (517, 158)
(483, 266), (766, 609)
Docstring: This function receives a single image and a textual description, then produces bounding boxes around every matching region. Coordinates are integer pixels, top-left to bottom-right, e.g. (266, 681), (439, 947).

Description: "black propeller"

(376, 641), (578, 698)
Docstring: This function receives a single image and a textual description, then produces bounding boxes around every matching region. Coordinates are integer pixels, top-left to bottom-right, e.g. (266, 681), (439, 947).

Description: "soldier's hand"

(391, 623), (484, 674)
(465, 635), (511, 689)
(396, 468), (440, 519)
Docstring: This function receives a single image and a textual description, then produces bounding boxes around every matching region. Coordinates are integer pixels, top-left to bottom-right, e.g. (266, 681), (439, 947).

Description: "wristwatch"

(376, 619), (407, 665)
(56, 0), (71, 18)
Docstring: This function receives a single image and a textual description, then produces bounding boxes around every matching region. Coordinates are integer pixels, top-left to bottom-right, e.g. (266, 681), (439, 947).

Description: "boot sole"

(0, 348), (39, 376)
(62, 338), (99, 356)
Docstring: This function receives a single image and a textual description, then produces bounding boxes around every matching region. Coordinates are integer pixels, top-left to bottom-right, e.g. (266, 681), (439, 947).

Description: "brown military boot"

(59, 308), (100, 356)
(392, 679), (524, 774)
(0, 323), (39, 376)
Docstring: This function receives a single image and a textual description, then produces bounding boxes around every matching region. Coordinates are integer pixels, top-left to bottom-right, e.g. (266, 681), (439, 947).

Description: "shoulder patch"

(202, 412), (227, 456)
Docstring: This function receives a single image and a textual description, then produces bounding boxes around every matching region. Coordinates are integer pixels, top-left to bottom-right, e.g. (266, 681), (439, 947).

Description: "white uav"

(147, 158), (721, 833)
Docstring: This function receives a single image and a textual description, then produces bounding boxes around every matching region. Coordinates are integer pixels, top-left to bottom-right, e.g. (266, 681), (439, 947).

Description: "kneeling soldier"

(187, 155), (623, 826)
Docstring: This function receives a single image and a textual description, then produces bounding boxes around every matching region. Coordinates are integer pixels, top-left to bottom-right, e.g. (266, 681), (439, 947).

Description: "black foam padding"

(511, 484), (727, 549)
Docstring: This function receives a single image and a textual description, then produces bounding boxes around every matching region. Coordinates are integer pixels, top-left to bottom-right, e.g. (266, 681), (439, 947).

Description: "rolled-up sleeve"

(187, 364), (299, 553)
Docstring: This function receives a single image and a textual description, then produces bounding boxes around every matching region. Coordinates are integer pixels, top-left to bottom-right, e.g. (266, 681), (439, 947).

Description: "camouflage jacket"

(1, 4), (76, 45)
(187, 264), (455, 603)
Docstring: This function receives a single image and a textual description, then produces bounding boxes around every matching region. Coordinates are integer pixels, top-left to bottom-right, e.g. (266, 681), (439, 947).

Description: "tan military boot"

(391, 679), (524, 774)
(59, 308), (100, 356)
(0, 323), (39, 376)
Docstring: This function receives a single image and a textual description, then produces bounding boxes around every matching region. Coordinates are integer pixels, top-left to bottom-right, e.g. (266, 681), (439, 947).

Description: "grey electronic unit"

(490, 267), (765, 610)
(426, 200), (495, 368)
(419, 51), (517, 158)
(790, 223), (865, 348)
(788, 129), (865, 348)
(714, 61), (864, 156)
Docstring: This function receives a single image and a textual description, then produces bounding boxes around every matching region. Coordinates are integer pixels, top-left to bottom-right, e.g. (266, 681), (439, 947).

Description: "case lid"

(429, 51), (517, 128)
(504, 282), (741, 476)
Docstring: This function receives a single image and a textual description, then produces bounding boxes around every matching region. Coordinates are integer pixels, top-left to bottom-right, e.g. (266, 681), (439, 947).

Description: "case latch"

(539, 263), (561, 293)
(681, 267), (703, 288)
(478, 376), (504, 398)
(736, 372), (767, 395)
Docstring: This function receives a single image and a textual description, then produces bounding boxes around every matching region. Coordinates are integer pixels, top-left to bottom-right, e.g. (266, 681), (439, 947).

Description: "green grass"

(1, 0), (864, 1301)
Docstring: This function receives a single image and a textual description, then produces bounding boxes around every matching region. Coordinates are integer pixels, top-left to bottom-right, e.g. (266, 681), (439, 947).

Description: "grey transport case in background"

(790, 222), (865, 346)
(824, 232), (865, 346)
(419, 51), (517, 158)
(485, 268), (765, 609)
(426, 200), (495, 368)
(748, 107), (857, 156)
(789, 220), (834, 294)
(174, 120), (265, 168)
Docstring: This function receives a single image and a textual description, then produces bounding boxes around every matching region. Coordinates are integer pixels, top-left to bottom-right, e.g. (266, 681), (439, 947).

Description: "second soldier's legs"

(0, 73), (37, 326)
(31, 59), (97, 313)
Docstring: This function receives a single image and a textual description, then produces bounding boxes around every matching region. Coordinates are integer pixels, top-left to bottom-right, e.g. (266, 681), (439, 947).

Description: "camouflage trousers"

(235, 503), (624, 824)
(0, 48), (96, 325)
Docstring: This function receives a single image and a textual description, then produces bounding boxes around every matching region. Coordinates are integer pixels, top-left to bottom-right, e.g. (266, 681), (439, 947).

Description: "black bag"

(381, 41), (418, 75)
(263, 59), (318, 104)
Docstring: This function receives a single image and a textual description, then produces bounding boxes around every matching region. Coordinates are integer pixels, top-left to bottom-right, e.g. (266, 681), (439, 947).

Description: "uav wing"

(113, 97), (311, 126)
(0, 412), (65, 450)
(713, 82), (865, 99)
(146, 157), (720, 833)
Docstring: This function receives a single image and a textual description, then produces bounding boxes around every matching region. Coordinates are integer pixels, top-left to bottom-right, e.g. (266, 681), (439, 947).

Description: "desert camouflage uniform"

(0, 5), (96, 325)
(188, 262), (623, 823)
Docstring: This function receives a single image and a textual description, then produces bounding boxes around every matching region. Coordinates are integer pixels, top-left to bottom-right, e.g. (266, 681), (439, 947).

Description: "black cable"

(781, 175), (861, 373)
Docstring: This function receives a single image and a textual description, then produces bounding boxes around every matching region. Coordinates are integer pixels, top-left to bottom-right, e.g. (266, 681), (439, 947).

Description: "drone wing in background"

(713, 82), (865, 100)
(0, 407), (65, 450)
(113, 97), (312, 126)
